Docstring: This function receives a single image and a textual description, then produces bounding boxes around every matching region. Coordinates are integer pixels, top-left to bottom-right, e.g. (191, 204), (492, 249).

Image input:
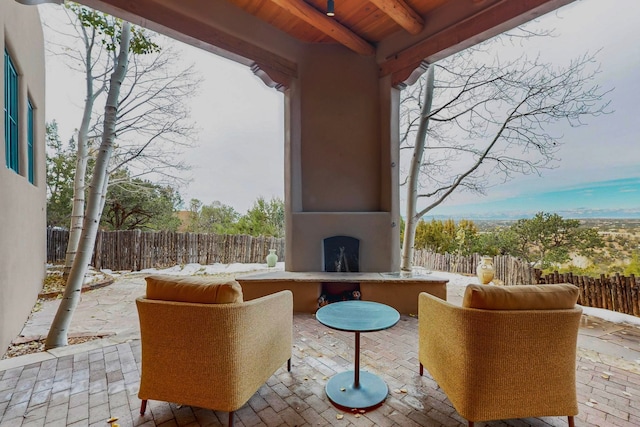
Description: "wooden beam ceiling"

(81, 0), (298, 90)
(270, 0), (375, 55)
(380, 0), (575, 86)
(80, 0), (574, 90)
(267, 0), (425, 55)
(369, 0), (424, 35)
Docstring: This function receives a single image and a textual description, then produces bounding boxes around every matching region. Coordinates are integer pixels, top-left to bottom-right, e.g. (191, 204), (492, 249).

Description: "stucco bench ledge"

(236, 271), (448, 314)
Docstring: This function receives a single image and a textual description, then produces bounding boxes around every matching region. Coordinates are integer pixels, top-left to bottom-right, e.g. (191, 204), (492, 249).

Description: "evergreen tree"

(46, 121), (77, 227)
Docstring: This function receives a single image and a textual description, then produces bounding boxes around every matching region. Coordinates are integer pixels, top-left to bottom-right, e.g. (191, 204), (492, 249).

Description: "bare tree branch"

(399, 27), (611, 270)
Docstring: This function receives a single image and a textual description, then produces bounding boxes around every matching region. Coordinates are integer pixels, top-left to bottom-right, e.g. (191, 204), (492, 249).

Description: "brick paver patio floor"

(1, 313), (639, 426)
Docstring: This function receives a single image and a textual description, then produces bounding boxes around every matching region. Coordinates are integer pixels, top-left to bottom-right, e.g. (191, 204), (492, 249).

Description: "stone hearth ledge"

(236, 271), (448, 314)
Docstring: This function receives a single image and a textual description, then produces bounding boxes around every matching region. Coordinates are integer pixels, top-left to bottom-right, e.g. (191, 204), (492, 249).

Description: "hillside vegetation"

(411, 214), (640, 276)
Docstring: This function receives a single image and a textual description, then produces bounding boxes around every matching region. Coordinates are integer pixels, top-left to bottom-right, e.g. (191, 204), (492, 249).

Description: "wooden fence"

(412, 250), (536, 286)
(412, 250), (640, 317)
(47, 227), (70, 264)
(537, 271), (640, 317)
(47, 228), (285, 271)
(47, 230), (639, 317)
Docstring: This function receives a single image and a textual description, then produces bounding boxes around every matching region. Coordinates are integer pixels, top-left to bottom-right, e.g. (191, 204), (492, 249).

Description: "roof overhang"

(67, 0), (575, 88)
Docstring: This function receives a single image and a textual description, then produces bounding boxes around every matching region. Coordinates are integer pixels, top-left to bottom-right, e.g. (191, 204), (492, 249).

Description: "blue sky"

(419, 0), (640, 219)
(41, 0), (640, 218)
(430, 178), (640, 219)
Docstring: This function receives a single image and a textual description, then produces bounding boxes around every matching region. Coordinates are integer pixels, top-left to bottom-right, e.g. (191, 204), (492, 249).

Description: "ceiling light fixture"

(326, 0), (335, 17)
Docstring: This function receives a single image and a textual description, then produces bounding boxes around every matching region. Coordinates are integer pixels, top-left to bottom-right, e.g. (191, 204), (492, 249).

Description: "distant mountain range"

(424, 207), (640, 221)
(422, 177), (640, 221)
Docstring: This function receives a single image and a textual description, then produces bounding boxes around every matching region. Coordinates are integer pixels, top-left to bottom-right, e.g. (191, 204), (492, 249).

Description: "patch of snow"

(580, 306), (640, 326)
(137, 261), (285, 276)
(225, 262), (285, 273)
(431, 271), (480, 287)
(139, 265), (180, 274)
(101, 269), (122, 277)
(428, 271), (640, 327)
(177, 263), (206, 275)
(90, 262), (640, 327)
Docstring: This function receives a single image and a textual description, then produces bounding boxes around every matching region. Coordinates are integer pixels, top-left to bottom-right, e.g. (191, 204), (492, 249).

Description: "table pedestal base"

(325, 371), (388, 409)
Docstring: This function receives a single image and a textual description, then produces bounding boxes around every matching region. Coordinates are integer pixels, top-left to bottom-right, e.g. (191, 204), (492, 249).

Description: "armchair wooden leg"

(468, 422), (473, 427)
(568, 415), (575, 427)
(287, 358), (291, 372)
(419, 363), (423, 376)
(229, 411), (235, 426)
(140, 399), (147, 415)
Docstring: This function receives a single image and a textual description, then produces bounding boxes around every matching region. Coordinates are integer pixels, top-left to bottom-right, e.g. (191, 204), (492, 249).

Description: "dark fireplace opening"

(319, 235), (361, 307)
(323, 235), (359, 272)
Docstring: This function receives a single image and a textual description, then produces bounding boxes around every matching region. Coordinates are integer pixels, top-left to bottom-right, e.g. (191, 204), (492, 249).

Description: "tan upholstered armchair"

(418, 284), (582, 427)
(136, 275), (293, 426)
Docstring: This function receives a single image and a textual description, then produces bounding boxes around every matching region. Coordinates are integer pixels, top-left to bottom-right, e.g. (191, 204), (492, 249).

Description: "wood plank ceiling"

(79, 0), (575, 88)
(229, 0), (443, 55)
(224, 0), (574, 86)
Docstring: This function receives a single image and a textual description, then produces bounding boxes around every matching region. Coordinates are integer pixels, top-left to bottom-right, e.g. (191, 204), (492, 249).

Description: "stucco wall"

(298, 46), (382, 212)
(285, 45), (400, 272)
(0, 2), (47, 354)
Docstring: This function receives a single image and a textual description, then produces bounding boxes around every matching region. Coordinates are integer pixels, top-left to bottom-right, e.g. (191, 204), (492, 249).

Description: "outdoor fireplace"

(318, 236), (361, 306)
(323, 235), (359, 272)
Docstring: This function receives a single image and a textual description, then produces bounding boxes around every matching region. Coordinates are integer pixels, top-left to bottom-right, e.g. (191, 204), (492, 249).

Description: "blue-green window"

(4, 49), (19, 173)
(28, 99), (34, 183)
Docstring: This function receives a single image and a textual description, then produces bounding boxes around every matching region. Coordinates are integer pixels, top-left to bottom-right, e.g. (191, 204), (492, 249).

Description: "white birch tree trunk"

(46, 23), (132, 349)
(63, 26), (105, 279)
(400, 65), (435, 272)
(63, 87), (93, 279)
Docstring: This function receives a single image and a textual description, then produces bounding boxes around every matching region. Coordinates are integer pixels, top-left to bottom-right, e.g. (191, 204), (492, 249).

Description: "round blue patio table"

(316, 300), (400, 409)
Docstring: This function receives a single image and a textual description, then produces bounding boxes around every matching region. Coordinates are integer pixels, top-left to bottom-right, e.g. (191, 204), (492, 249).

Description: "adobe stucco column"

(284, 45), (400, 272)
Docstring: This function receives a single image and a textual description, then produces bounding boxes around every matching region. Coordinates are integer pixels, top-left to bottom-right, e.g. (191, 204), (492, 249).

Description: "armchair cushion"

(462, 283), (578, 310)
(145, 275), (243, 304)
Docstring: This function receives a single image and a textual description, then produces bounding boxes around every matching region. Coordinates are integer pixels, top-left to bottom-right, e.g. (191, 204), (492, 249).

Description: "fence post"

(631, 274), (639, 317)
(93, 230), (103, 270)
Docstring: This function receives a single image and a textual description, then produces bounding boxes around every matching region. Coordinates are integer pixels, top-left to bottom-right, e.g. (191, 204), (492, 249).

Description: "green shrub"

(624, 251), (640, 276)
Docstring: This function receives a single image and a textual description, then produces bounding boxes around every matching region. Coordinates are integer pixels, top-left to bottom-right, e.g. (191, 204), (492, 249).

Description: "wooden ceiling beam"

(379, 0), (575, 86)
(269, 0), (375, 55)
(80, 0), (298, 89)
(369, 0), (424, 35)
